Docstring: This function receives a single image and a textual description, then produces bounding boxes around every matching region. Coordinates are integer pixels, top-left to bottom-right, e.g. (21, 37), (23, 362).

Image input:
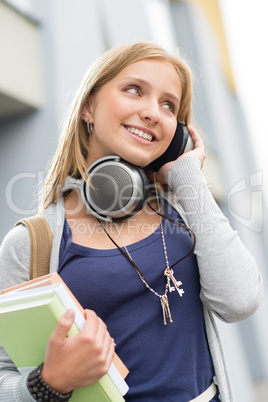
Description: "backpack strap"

(15, 215), (53, 280)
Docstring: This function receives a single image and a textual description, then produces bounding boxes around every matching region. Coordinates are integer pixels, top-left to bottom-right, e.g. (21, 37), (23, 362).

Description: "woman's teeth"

(126, 126), (153, 142)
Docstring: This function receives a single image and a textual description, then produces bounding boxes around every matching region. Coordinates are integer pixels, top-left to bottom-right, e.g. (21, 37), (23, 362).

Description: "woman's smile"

(123, 124), (156, 143)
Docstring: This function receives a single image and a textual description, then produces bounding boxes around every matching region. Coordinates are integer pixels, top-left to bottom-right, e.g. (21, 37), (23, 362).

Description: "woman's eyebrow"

(120, 76), (150, 87)
(163, 92), (181, 104)
(120, 76), (181, 103)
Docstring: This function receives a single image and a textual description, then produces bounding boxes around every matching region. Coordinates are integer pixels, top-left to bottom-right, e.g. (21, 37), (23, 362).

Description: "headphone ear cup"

(132, 166), (150, 215)
(81, 156), (150, 221)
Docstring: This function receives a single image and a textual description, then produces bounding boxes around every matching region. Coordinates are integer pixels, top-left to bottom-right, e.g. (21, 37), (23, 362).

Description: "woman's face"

(82, 59), (182, 167)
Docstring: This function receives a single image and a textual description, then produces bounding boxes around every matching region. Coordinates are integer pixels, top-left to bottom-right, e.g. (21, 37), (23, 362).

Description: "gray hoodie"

(0, 156), (263, 401)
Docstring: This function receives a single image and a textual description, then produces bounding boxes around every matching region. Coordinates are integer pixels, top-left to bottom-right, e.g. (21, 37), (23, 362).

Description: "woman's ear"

(81, 97), (94, 123)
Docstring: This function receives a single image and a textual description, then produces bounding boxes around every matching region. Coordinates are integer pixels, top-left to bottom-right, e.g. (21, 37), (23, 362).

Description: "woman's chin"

(118, 153), (153, 168)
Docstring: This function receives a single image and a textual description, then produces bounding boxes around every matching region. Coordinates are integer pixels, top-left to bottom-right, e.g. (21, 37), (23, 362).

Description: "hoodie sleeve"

(165, 155), (263, 323)
(0, 225), (36, 401)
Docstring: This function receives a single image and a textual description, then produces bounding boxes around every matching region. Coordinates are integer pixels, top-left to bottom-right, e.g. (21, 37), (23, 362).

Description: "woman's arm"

(157, 126), (263, 323)
(0, 224), (115, 399)
(0, 345), (35, 401)
(0, 225), (36, 400)
(165, 154), (263, 323)
(0, 225), (31, 290)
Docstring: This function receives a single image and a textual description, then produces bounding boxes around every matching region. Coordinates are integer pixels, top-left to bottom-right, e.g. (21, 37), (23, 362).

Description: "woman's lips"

(123, 124), (157, 143)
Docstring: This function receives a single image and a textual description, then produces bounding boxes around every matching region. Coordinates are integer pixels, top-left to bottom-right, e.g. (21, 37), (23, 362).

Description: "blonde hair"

(41, 41), (193, 210)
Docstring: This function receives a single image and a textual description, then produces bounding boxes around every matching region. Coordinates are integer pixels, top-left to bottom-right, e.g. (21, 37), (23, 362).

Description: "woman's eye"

(162, 102), (175, 113)
(126, 86), (141, 96)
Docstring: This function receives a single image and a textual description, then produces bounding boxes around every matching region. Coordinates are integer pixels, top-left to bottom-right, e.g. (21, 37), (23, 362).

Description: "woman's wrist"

(27, 363), (73, 402)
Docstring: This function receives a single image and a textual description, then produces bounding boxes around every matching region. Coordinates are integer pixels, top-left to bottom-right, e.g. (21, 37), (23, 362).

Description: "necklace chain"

(97, 181), (196, 325)
(160, 221), (170, 270)
(112, 219), (170, 300)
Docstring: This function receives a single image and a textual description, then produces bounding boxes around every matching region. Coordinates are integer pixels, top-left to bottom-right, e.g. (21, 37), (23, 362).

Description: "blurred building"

(0, 0), (267, 400)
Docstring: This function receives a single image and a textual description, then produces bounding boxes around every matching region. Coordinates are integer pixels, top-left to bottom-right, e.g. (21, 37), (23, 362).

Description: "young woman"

(0, 42), (263, 401)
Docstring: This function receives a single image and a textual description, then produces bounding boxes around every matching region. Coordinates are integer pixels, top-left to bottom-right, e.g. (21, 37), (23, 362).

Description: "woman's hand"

(155, 125), (206, 184)
(41, 309), (115, 394)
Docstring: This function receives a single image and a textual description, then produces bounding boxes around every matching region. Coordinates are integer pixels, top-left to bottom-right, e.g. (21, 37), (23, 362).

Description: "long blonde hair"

(41, 41), (193, 210)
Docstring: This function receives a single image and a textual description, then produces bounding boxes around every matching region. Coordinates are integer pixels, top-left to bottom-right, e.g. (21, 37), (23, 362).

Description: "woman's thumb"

(64, 309), (75, 321)
(52, 309), (75, 342)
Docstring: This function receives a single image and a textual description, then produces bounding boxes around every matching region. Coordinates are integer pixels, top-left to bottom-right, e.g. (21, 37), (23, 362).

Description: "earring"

(87, 121), (93, 135)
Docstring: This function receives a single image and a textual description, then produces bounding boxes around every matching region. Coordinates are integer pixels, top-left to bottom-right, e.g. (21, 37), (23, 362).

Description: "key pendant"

(167, 276), (175, 293)
(164, 268), (184, 297)
(160, 295), (173, 325)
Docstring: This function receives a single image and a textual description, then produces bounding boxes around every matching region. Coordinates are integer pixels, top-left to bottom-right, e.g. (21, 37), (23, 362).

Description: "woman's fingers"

(185, 125), (206, 167)
(42, 309), (114, 394)
(48, 309), (75, 345)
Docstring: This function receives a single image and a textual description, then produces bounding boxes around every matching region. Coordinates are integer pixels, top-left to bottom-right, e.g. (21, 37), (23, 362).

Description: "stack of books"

(0, 273), (129, 401)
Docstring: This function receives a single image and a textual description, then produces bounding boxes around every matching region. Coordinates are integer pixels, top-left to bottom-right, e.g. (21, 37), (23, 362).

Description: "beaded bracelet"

(27, 363), (73, 401)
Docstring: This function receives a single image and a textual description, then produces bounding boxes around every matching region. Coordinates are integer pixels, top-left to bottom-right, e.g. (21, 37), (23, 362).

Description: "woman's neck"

(64, 189), (162, 249)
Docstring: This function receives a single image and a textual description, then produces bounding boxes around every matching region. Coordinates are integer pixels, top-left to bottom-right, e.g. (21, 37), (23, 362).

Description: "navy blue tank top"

(58, 200), (220, 401)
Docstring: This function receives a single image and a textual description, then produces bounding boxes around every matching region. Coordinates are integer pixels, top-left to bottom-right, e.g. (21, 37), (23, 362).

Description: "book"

(1, 272), (129, 380)
(0, 282), (129, 401)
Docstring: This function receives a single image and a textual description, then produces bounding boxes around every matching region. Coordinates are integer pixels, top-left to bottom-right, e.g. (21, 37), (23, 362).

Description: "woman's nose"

(139, 99), (161, 125)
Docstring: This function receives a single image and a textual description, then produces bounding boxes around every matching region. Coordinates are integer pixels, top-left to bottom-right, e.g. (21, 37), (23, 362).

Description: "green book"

(0, 284), (127, 401)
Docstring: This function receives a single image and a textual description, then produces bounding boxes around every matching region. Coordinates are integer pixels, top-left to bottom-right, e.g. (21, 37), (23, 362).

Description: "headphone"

(63, 123), (194, 222)
(64, 155), (150, 222)
(147, 122), (193, 171)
